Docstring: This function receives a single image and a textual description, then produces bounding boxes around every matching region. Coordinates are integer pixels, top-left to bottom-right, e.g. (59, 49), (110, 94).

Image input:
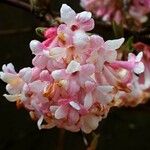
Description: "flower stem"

(57, 129), (65, 150)
(87, 132), (100, 150)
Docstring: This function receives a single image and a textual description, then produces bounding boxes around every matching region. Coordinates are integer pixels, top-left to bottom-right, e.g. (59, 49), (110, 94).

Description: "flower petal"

(69, 101), (80, 110)
(134, 62), (145, 74)
(2, 63), (16, 74)
(51, 69), (67, 80)
(76, 11), (92, 23)
(81, 115), (101, 133)
(66, 60), (81, 74)
(3, 94), (21, 102)
(73, 30), (90, 49)
(60, 4), (76, 25)
(30, 40), (45, 54)
(135, 52), (143, 62)
(104, 38), (125, 50)
(19, 67), (32, 83)
(37, 115), (44, 130)
(84, 92), (93, 109)
(48, 47), (66, 61)
(55, 105), (69, 119)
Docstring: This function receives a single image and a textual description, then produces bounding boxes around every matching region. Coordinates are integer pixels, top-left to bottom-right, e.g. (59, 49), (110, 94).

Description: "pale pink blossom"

(134, 42), (150, 89)
(0, 4), (147, 134)
(80, 0), (150, 29)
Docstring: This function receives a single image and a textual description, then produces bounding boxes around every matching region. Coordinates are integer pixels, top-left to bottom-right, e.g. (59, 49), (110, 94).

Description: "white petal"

(3, 94), (21, 102)
(2, 63), (16, 74)
(0, 72), (19, 84)
(60, 4), (76, 25)
(135, 52), (143, 62)
(73, 30), (90, 49)
(50, 106), (59, 113)
(29, 80), (47, 93)
(84, 92), (93, 109)
(37, 115), (44, 130)
(69, 101), (80, 110)
(96, 85), (114, 104)
(49, 47), (66, 60)
(105, 50), (117, 62)
(51, 69), (66, 80)
(105, 38), (125, 50)
(97, 85), (113, 93)
(19, 67), (32, 83)
(30, 40), (44, 54)
(55, 105), (68, 119)
(66, 60), (81, 74)
(134, 62), (145, 74)
(81, 115), (101, 133)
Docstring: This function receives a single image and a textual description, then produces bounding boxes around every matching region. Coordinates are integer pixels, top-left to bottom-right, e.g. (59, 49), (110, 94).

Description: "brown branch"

(57, 129), (65, 150)
(1, 0), (56, 25)
(0, 27), (33, 35)
(1, 0), (31, 12)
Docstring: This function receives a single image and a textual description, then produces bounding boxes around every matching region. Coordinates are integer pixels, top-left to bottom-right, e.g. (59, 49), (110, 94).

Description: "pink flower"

(60, 4), (94, 31)
(43, 27), (57, 47)
(0, 4), (148, 133)
(134, 42), (150, 89)
(80, 0), (150, 29)
(111, 52), (144, 74)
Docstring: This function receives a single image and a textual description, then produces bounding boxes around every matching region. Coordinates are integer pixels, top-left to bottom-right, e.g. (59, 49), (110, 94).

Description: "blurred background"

(0, 0), (150, 150)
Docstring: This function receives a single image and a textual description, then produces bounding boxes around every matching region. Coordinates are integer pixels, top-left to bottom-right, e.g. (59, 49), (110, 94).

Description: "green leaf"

(119, 36), (134, 59)
(35, 27), (46, 38)
(121, 36), (134, 53)
(112, 21), (124, 38)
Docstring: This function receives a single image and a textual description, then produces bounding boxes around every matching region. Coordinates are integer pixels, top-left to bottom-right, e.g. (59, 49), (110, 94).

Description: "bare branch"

(1, 0), (31, 11)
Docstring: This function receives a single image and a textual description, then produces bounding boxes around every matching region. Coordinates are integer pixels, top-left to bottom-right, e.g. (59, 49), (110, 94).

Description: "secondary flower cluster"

(0, 4), (148, 133)
(80, 0), (150, 29)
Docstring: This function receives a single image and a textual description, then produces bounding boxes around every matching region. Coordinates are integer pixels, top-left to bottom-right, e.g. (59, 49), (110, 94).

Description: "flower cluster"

(0, 4), (147, 133)
(80, 0), (150, 29)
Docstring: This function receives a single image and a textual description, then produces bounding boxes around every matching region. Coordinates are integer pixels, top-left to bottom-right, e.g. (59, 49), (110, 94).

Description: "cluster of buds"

(80, 0), (150, 30)
(0, 4), (149, 133)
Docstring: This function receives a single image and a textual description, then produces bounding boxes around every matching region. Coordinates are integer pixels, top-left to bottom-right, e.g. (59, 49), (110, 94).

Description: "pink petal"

(68, 109), (79, 124)
(32, 55), (48, 69)
(40, 70), (52, 81)
(68, 80), (80, 95)
(44, 27), (57, 38)
(76, 11), (92, 23)
(80, 64), (95, 75)
(80, 18), (95, 31)
(90, 35), (104, 50)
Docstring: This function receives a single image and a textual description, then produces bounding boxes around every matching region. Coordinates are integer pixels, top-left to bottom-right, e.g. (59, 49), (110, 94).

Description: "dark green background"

(0, 1), (150, 150)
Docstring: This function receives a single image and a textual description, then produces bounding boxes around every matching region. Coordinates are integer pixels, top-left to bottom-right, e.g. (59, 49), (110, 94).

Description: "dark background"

(1, 0), (150, 150)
